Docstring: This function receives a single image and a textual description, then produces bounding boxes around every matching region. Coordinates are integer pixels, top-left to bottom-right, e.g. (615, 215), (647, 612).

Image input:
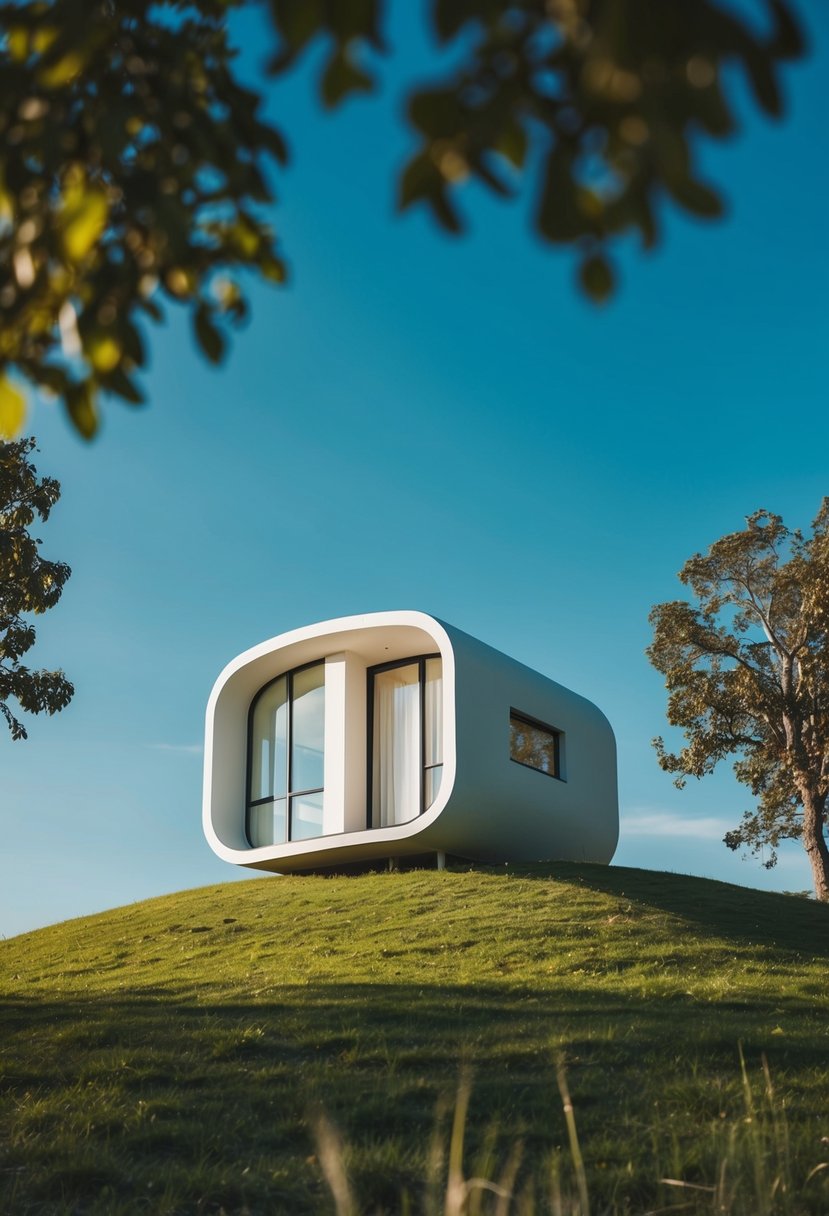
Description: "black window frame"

(246, 658), (325, 846)
(508, 708), (563, 780)
(366, 653), (442, 829)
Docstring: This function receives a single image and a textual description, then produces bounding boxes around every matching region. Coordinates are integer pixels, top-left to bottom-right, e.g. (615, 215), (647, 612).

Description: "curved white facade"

(203, 611), (618, 872)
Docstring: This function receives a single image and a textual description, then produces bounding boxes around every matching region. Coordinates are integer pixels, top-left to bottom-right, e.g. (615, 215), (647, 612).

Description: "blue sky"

(2, 4), (828, 937)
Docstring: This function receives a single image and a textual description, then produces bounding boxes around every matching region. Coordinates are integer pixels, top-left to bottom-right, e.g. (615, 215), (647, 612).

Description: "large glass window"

(369, 655), (443, 828)
(247, 662), (325, 846)
(509, 710), (560, 778)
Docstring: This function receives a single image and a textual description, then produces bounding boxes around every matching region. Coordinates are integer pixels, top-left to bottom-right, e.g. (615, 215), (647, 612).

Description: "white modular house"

(203, 611), (618, 872)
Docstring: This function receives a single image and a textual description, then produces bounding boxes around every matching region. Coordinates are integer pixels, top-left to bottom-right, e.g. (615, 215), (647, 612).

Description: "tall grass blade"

(312, 1111), (355, 1216)
(555, 1056), (590, 1216)
(739, 1041), (769, 1216)
(445, 1069), (472, 1216)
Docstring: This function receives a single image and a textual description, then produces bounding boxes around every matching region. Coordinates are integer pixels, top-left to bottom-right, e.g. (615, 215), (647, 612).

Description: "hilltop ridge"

(2, 863), (828, 1214)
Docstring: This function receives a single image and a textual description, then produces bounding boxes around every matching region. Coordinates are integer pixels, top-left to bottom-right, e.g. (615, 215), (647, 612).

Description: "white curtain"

(374, 666), (420, 826)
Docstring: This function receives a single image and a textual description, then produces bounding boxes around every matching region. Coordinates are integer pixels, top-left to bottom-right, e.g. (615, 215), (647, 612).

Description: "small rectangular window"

(509, 711), (560, 778)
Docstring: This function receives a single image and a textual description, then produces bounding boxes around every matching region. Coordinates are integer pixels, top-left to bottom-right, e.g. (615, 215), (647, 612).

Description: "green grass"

(1, 862), (828, 1214)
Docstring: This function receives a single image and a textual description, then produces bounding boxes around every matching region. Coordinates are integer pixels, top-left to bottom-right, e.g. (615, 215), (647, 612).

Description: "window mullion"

(419, 656), (426, 815)
(286, 670), (293, 837)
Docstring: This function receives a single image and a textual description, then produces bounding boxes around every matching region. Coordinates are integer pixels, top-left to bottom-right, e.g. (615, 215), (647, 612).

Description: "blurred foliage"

(0, 436), (73, 739)
(648, 503), (829, 902)
(0, 0), (286, 440)
(0, 0), (805, 438)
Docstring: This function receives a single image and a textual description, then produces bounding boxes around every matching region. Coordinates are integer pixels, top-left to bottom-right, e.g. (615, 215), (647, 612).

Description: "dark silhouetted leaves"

(0, 437), (73, 740)
(537, 147), (585, 245)
(194, 302), (226, 366)
(770, 0), (804, 60)
(0, 0), (807, 439)
(321, 48), (373, 108)
(102, 368), (145, 406)
(666, 175), (725, 220)
(494, 120), (528, 171)
(0, 0), (289, 438)
(579, 254), (615, 304)
(400, 0), (802, 293)
(744, 46), (783, 116)
(66, 383), (97, 438)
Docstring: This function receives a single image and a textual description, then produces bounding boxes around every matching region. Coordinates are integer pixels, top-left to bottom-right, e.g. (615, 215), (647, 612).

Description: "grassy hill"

(1, 863), (828, 1215)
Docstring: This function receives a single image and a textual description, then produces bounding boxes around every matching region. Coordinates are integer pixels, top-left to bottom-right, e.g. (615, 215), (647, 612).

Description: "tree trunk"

(799, 785), (829, 902)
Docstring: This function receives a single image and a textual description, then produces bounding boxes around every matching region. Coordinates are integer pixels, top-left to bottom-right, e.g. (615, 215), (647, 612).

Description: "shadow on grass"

(2, 977), (829, 1213)
(495, 861), (829, 958)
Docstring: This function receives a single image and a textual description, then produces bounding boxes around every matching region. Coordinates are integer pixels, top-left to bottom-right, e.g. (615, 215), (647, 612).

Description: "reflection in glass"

(423, 656), (443, 809)
(509, 713), (559, 777)
(373, 663), (420, 827)
(424, 658), (442, 767)
(291, 791), (324, 840)
(249, 798), (287, 847)
(247, 663), (325, 846)
(292, 663), (325, 793)
(249, 676), (287, 802)
(424, 764), (443, 809)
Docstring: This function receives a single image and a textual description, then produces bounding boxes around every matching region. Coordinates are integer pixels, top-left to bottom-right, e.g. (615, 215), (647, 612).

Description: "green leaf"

(262, 125), (290, 166)
(400, 152), (463, 231)
(471, 155), (511, 199)
(329, 0), (383, 46)
(268, 0), (325, 63)
(744, 48), (782, 117)
(408, 88), (460, 138)
(85, 333), (121, 374)
(769, 0), (805, 61)
(37, 48), (88, 89)
(578, 254), (615, 304)
(428, 186), (463, 234)
(228, 219), (260, 260)
(494, 120), (528, 171)
(32, 365), (70, 397)
(0, 375), (26, 438)
(399, 153), (436, 210)
(431, 0), (477, 42)
(138, 298), (164, 323)
(102, 369), (145, 405)
(536, 147), (584, 245)
(260, 255), (287, 284)
(320, 48), (373, 109)
(66, 383), (98, 439)
(194, 304), (226, 366)
(630, 192), (659, 250)
(692, 78), (735, 139)
(667, 176), (725, 220)
(7, 27), (32, 61)
(59, 184), (108, 263)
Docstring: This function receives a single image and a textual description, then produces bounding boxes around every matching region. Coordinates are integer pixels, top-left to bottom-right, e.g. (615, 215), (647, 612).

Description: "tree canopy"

(0, 0), (805, 438)
(0, 437), (73, 740)
(648, 505), (829, 902)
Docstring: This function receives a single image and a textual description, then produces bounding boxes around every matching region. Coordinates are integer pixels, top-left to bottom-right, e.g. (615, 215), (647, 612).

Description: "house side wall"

(435, 623), (618, 864)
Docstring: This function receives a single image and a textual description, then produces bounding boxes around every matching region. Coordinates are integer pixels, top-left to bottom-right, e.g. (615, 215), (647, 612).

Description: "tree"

(647, 504), (829, 902)
(0, 437), (73, 740)
(0, 0), (805, 439)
